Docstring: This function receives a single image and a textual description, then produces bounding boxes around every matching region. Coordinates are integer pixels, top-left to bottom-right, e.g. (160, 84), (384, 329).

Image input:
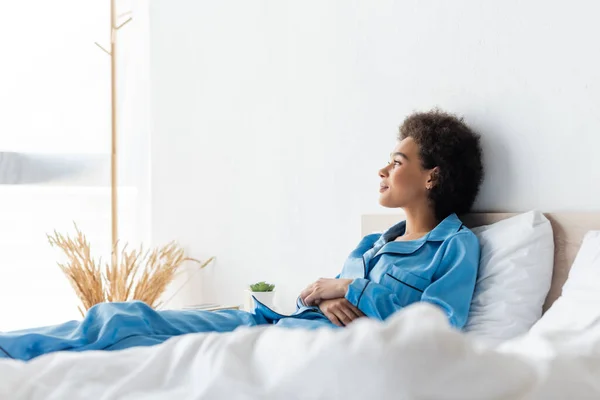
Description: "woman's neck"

(402, 206), (438, 236)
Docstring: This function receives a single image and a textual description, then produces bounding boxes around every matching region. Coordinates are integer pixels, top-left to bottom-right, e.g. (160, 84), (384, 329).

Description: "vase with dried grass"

(47, 225), (214, 317)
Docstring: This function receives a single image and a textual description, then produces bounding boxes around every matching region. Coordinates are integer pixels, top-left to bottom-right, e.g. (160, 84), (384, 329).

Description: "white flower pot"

(244, 289), (276, 312)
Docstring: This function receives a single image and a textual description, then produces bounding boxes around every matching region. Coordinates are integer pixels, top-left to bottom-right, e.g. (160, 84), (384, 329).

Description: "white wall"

(150, 0), (600, 313)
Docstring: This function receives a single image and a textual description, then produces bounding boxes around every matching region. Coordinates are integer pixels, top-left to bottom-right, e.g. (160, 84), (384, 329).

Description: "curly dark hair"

(399, 110), (484, 220)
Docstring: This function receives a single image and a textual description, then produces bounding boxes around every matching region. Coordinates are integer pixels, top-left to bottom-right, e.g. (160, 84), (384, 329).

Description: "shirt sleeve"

(345, 232), (479, 328)
(420, 232), (479, 329)
(296, 296), (306, 309)
(344, 278), (401, 320)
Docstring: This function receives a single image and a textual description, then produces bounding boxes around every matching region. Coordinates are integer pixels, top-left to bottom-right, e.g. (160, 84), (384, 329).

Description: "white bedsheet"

(1, 303), (599, 400)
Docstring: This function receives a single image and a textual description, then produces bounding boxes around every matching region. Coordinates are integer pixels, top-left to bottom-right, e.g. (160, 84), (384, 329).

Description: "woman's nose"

(379, 166), (388, 178)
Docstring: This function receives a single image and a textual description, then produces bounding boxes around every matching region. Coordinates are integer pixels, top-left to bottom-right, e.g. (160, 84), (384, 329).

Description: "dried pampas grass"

(47, 225), (214, 316)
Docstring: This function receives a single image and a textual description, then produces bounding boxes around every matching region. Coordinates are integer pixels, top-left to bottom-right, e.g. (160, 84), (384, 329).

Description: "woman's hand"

(300, 278), (353, 306)
(319, 298), (365, 327)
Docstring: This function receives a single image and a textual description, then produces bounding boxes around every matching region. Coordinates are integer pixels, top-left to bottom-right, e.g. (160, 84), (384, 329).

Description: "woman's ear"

(426, 167), (440, 190)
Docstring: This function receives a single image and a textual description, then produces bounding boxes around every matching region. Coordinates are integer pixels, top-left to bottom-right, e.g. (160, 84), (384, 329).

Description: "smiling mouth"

(379, 185), (389, 193)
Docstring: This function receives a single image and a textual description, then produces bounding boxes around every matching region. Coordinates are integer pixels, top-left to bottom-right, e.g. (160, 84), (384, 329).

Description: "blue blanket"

(0, 301), (333, 361)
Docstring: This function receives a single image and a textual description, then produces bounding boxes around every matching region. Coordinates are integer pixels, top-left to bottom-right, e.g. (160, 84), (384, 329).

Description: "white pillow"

(529, 231), (600, 335)
(464, 211), (554, 343)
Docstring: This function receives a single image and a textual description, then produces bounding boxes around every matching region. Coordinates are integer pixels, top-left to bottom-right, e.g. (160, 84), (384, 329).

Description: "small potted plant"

(244, 281), (276, 311)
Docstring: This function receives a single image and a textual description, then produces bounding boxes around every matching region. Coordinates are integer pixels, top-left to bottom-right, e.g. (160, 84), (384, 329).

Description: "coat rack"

(94, 0), (133, 260)
(46, 2), (215, 314)
(41, 0), (214, 315)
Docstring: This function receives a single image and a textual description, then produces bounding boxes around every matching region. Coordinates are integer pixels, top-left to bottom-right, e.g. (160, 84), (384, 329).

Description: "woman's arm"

(297, 280), (366, 326)
(419, 233), (480, 328)
(318, 298), (365, 326)
(345, 232), (479, 329)
(300, 277), (352, 306)
(296, 274), (341, 308)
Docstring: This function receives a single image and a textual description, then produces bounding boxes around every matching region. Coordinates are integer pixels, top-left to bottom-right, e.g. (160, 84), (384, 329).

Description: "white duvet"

(1, 304), (599, 400)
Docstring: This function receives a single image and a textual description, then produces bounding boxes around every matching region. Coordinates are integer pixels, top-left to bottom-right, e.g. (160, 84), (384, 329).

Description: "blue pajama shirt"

(0, 213), (479, 361)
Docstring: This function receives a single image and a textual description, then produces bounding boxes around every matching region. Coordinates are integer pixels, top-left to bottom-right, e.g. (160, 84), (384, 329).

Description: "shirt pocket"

(381, 269), (430, 308)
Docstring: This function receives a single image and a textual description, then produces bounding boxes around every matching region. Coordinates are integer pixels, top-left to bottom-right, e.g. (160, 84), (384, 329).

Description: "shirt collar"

(381, 213), (463, 243)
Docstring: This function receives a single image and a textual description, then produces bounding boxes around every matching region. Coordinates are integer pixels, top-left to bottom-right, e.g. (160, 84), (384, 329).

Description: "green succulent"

(249, 281), (275, 292)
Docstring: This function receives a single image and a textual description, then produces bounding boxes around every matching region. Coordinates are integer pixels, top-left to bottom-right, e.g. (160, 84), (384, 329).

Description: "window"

(0, 0), (150, 330)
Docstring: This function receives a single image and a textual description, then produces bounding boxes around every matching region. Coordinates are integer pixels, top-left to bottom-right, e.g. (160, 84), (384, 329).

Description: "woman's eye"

(393, 161), (402, 167)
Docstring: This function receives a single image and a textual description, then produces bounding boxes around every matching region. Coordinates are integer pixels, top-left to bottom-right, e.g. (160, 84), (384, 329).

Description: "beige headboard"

(361, 212), (600, 312)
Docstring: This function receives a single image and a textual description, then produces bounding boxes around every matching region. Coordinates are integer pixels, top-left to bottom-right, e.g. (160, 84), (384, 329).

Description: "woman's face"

(378, 137), (432, 208)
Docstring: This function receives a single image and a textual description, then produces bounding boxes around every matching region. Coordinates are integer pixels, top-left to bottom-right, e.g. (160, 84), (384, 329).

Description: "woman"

(0, 110), (483, 361)
(299, 109), (483, 328)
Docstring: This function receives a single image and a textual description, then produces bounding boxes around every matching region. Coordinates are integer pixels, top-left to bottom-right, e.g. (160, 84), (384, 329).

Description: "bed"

(1, 212), (600, 399)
